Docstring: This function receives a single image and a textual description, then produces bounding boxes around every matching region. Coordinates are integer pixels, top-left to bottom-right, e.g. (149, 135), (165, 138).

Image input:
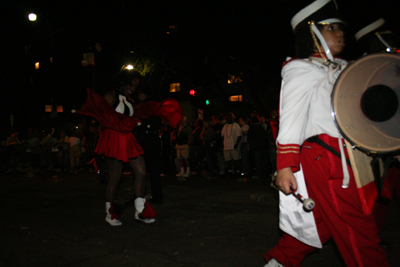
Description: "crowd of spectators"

(169, 112), (277, 182)
(1, 111), (277, 182)
(1, 119), (98, 176)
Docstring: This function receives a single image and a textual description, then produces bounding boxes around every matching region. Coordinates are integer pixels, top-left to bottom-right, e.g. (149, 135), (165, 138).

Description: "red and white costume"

(77, 88), (182, 162)
(264, 55), (388, 267)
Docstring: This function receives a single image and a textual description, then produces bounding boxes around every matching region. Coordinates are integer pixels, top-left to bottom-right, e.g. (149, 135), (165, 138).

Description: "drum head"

(331, 53), (400, 153)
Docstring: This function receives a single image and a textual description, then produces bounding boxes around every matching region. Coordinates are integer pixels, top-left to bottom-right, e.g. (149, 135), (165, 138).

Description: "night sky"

(2, 0), (400, 135)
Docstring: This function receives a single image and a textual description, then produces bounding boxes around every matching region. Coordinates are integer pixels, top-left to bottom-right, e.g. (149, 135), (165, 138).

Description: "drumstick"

(290, 186), (315, 211)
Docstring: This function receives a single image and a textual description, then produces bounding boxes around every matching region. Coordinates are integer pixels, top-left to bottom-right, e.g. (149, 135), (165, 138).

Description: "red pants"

(265, 135), (388, 267)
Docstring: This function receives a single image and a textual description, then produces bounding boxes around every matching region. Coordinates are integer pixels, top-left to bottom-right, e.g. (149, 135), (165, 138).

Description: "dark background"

(1, 0), (400, 135)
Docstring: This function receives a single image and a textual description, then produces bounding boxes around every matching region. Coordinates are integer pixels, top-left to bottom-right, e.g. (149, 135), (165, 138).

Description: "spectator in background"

(251, 111), (259, 120)
(221, 113), (242, 177)
(161, 122), (174, 176)
(212, 114), (226, 175)
(191, 118), (205, 175)
(175, 116), (193, 181)
(260, 116), (268, 131)
(56, 131), (69, 170)
(27, 133), (41, 167)
(247, 116), (269, 179)
(267, 110), (279, 176)
(202, 120), (216, 178)
(238, 116), (250, 179)
(68, 131), (81, 173)
(5, 131), (21, 172)
(48, 133), (58, 169)
(40, 129), (53, 166)
(80, 130), (87, 165)
(133, 89), (164, 204)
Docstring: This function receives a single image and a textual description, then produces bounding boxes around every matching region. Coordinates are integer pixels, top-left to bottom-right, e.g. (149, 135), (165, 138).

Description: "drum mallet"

(290, 186), (315, 211)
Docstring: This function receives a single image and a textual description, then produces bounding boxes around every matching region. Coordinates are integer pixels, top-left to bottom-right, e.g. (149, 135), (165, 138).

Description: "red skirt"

(95, 128), (143, 162)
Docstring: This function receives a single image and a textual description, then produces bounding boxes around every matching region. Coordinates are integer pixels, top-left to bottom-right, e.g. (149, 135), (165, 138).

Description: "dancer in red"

(77, 69), (181, 226)
(263, 1), (388, 266)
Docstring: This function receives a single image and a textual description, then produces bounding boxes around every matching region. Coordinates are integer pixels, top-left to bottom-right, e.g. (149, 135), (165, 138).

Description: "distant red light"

(189, 89), (195, 96)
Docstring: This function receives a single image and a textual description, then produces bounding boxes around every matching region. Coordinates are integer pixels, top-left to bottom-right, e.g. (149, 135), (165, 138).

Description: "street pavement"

(1, 169), (399, 267)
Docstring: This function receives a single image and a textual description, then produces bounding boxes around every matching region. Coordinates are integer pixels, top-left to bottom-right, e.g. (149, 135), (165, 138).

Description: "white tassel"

(338, 138), (350, 188)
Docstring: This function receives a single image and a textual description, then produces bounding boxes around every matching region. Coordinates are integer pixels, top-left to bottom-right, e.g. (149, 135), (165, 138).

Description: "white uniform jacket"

(276, 55), (348, 248)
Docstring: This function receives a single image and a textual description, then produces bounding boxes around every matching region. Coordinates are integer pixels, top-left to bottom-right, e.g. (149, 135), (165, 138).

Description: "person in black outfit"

(174, 116), (194, 180)
(212, 114), (226, 175)
(133, 90), (164, 204)
(247, 115), (269, 179)
(160, 122), (174, 176)
(5, 131), (21, 173)
(191, 119), (205, 175)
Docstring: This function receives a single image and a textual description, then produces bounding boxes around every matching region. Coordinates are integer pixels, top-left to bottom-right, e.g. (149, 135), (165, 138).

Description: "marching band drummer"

(354, 17), (400, 235)
(355, 17), (399, 55)
(263, 1), (388, 266)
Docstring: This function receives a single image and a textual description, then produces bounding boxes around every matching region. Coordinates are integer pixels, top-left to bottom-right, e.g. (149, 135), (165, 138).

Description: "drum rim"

(331, 52), (400, 154)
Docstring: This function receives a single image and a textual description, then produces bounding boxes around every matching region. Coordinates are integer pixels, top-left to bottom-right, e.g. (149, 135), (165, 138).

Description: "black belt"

(306, 135), (351, 166)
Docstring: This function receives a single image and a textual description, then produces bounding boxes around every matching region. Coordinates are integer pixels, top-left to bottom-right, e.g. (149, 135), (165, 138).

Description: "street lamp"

(28, 13), (37, 21)
(28, 12), (58, 117)
(28, 12), (54, 56)
(120, 64), (134, 70)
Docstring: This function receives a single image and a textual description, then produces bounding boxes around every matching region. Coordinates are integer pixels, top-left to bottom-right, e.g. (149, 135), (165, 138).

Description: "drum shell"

(331, 53), (400, 154)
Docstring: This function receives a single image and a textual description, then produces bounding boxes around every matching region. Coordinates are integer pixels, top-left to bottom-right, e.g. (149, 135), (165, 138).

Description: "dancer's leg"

(129, 156), (146, 198)
(105, 158), (123, 202)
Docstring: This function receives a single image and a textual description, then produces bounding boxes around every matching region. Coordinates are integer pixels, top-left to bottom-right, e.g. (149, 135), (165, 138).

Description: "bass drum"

(331, 53), (400, 154)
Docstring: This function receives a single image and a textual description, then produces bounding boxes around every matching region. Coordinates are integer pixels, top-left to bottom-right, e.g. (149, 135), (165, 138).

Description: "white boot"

(183, 167), (191, 177)
(134, 197), (156, 224)
(176, 167), (185, 177)
(105, 202), (122, 226)
(264, 258), (284, 267)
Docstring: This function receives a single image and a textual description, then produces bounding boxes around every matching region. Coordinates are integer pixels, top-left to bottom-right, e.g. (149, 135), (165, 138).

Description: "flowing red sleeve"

(76, 88), (141, 132)
(133, 98), (182, 128)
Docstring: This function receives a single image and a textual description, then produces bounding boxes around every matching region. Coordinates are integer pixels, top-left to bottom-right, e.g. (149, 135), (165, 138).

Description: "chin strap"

(310, 21), (334, 62)
(376, 31), (394, 52)
(309, 21), (344, 84)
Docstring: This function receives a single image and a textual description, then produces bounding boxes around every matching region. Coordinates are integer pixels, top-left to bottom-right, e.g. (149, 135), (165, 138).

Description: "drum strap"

(370, 156), (382, 192)
(306, 135), (351, 166)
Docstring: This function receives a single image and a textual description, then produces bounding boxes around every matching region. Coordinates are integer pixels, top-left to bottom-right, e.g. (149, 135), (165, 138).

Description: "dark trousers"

(240, 142), (249, 174)
(252, 148), (269, 179)
(267, 144), (277, 174)
(138, 133), (163, 202)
